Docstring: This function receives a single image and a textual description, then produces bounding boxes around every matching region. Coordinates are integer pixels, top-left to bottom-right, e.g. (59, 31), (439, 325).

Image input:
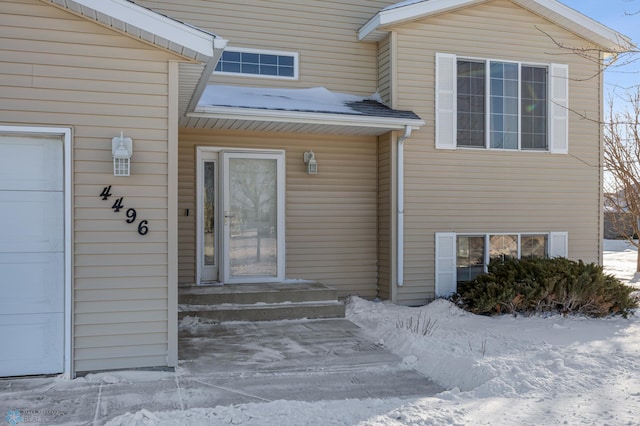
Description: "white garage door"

(0, 134), (64, 376)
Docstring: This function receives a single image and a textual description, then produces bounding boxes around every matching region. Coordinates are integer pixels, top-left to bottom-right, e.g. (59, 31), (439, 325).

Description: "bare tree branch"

(535, 4), (640, 269)
(604, 89), (640, 271)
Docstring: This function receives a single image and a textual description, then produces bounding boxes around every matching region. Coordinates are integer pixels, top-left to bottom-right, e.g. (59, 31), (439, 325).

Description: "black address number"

(138, 220), (149, 236)
(99, 185), (149, 236)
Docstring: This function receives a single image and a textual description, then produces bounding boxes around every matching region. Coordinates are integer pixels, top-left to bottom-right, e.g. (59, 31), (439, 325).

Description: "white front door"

(0, 134), (65, 376)
(197, 149), (285, 284)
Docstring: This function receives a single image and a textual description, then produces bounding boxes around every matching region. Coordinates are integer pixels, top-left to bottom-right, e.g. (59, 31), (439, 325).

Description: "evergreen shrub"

(456, 257), (638, 317)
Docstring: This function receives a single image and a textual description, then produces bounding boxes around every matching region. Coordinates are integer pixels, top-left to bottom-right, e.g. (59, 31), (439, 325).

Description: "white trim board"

(189, 108), (424, 130)
(43, 0), (228, 61)
(358, 0), (633, 52)
(167, 61), (179, 367)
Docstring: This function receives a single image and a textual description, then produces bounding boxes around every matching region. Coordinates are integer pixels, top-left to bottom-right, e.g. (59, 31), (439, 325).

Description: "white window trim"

(214, 46), (299, 80)
(457, 231), (560, 264)
(435, 53), (569, 154)
(435, 231), (568, 297)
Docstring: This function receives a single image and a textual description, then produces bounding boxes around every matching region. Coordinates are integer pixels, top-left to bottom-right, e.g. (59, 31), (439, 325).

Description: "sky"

(561, 0), (639, 94)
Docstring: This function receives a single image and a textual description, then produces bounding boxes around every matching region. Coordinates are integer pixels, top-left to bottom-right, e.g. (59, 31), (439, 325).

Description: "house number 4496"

(100, 185), (149, 236)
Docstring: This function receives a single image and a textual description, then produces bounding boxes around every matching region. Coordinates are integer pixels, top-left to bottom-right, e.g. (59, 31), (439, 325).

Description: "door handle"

(224, 211), (234, 224)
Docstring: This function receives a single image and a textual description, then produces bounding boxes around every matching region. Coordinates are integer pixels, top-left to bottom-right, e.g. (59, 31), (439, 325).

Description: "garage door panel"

(0, 191), (63, 253)
(0, 313), (64, 376)
(0, 135), (63, 191)
(0, 253), (64, 315)
(0, 132), (65, 378)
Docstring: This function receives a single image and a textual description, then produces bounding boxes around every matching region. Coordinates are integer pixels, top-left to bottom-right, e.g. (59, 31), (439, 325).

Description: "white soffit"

(184, 108), (424, 136)
(358, 0), (633, 52)
(43, 0), (225, 62)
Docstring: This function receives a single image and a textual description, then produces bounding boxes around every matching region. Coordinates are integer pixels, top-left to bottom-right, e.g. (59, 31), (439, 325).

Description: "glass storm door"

(222, 151), (285, 283)
(199, 151), (219, 283)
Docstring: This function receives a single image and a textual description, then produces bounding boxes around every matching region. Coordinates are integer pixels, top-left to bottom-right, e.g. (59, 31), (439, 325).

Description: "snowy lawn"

(108, 241), (640, 425)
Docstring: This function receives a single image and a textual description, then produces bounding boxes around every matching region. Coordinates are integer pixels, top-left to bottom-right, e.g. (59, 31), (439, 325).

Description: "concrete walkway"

(0, 319), (443, 425)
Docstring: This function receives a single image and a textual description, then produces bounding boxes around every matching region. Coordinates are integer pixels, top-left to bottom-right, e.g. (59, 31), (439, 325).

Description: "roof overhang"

(358, 0), (634, 53)
(182, 107), (425, 136)
(43, 0), (228, 62)
(359, 0), (484, 42)
(42, 0), (229, 120)
(183, 85), (425, 135)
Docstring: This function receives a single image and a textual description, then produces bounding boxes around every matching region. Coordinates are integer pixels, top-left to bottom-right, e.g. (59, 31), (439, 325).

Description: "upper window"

(214, 47), (298, 80)
(435, 53), (568, 154)
(457, 59), (548, 150)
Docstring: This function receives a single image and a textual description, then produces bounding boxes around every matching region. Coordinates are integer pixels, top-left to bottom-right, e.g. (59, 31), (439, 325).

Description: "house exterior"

(0, 0), (631, 377)
(604, 191), (636, 239)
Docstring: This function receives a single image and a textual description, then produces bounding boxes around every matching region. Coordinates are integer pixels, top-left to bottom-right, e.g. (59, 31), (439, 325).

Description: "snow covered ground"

(108, 241), (640, 425)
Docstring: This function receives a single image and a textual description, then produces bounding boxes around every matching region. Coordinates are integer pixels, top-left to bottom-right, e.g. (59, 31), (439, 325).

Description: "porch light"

(303, 150), (317, 175)
(112, 132), (133, 176)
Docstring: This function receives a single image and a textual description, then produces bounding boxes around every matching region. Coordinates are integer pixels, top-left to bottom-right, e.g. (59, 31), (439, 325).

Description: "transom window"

(456, 233), (549, 283)
(457, 59), (548, 151)
(215, 47), (298, 80)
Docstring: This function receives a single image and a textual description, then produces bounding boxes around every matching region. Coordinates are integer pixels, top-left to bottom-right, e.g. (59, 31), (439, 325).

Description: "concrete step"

(179, 300), (346, 322)
(178, 282), (345, 322)
(178, 282), (339, 306)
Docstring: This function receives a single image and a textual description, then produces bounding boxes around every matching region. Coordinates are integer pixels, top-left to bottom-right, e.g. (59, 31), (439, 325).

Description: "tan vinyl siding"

(178, 129), (378, 298)
(390, 0), (603, 304)
(377, 133), (393, 300)
(135, 0), (391, 96)
(1, 0), (178, 373)
(378, 35), (392, 106)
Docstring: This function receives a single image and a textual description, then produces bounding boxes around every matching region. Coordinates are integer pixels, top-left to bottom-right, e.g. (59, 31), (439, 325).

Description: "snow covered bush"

(456, 257), (638, 317)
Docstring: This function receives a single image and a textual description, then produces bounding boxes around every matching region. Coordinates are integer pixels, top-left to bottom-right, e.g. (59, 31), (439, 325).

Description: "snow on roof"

(198, 85), (382, 115)
(192, 85), (424, 134)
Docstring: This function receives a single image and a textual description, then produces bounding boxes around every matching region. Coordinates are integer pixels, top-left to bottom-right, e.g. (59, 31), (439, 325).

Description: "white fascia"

(359, 0), (480, 40)
(58, 0), (220, 58)
(359, 0), (633, 51)
(515, 0), (634, 52)
(358, 14), (382, 41)
(189, 106), (425, 130)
